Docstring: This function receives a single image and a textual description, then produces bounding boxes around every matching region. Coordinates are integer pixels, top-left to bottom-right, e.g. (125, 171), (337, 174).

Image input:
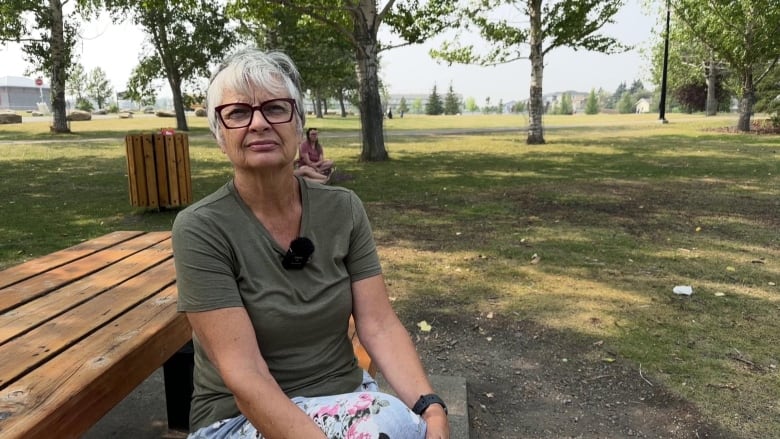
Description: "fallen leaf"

(603, 357), (616, 363)
(530, 253), (540, 264)
(714, 292), (725, 297)
(485, 392), (495, 398)
(417, 320), (432, 332)
(695, 226), (702, 232)
(486, 312), (494, 319)
(726, 266), (736, 272)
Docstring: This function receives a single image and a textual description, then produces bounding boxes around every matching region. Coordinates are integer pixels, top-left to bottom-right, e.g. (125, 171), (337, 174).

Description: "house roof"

(0, 76), (50, 88)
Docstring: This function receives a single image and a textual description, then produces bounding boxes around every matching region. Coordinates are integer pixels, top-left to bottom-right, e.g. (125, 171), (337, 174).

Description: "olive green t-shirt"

(172, 177), (382, 431)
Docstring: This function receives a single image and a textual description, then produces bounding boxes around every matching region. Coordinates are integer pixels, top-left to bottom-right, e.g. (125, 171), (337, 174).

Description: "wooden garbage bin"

(125, 133), (192, 209)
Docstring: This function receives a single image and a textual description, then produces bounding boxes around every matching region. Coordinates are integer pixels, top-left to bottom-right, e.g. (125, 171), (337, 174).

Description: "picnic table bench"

(0, 230), (374, 438)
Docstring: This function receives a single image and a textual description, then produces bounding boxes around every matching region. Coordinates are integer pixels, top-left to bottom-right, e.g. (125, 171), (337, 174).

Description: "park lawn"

(0, 113), (778, 437)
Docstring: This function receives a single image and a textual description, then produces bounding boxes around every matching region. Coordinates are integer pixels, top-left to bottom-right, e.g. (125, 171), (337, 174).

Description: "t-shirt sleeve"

(345, 191), (382, 282)
(172, 209), (244, 312)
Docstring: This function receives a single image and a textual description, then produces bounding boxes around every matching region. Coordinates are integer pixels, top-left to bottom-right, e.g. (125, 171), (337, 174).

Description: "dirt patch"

(404, 311), (736, 438)
(707, 118), (780, 135)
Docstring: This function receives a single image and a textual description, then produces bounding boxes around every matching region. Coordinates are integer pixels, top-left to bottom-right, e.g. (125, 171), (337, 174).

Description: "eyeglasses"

(214, 98), (297, 129)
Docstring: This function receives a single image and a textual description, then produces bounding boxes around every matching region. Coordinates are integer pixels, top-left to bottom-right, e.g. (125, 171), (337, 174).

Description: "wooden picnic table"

(0, 230), (375, 438)
(0, 231), (191, 438)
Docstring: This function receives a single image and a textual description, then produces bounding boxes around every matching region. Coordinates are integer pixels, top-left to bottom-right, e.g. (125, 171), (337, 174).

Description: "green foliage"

(430, 0), (626, 143)
(397, 97), (409, 114)
(67, 62), (88, 101)
(753, 62), (780, 117)
(432, 0), (627, 65)
(383, 0), (458, 45)
(75, 97), (94, 112)
(86, 67), (113, 109)
(670, 0), (780, 128)
(617, 92), (634, 113)
(100, 0), (235, 129)
(585, 89), (600, 114)
(0, 1), (79, 76)
(558, 93), (573, 115)
(411, 98), (424, 114)
(124, 61), (159, 107)
(443, 83), (461, 115)
(464, 96), (479, 113)
(510, 101), (525, 113)
(228, 3), (355, 111)
(426, 85), (444, 115)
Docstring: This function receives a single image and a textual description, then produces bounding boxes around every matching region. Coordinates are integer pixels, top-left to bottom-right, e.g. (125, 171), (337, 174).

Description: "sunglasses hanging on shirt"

(282, 237), (314, 270)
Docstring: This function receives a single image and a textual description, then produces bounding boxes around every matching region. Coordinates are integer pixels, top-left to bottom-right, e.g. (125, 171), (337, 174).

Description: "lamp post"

(659, 0), (670, 123)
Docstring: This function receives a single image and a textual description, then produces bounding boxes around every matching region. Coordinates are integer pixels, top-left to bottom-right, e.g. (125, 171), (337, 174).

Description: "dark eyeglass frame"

(214, 98), (297, 129)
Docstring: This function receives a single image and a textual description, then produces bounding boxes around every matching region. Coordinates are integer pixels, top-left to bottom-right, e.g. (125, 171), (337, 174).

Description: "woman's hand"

(423, 405), (450, 439)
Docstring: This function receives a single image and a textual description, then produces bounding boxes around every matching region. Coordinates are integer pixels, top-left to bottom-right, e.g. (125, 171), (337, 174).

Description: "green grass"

(1, 112), (778, 437)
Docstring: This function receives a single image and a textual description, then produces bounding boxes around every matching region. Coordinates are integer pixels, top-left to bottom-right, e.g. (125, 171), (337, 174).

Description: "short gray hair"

(206, 47), (306, 142)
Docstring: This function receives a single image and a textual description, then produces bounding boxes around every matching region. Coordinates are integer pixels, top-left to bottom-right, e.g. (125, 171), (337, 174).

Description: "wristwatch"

(412, 393), (448, 416)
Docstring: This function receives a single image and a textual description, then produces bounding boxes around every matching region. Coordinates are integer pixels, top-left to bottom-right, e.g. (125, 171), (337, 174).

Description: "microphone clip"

(282, 237), (314, 270)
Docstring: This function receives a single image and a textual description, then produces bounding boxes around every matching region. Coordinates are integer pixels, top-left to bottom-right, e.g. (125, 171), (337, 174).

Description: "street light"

(658, 0), (670, 123)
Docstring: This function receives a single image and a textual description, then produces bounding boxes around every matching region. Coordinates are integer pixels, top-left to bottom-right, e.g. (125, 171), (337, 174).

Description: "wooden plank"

(176, 133), (192, 205)
(0, 232), (170, 314)
(164, 134), (180, 207)
(0, 239), (173, 345)
(0, 259), (177, 388)
(133, 135), (149, 207)
(0, 285), (191, 439)
(154, 134), (171, 207)
(142, 134), (158, 208)
(0, 231), (143, 290)
(124, 135), (140, 206)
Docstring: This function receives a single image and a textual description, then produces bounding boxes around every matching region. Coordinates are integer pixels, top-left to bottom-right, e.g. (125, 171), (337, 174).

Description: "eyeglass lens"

(218, 99), (294, 128)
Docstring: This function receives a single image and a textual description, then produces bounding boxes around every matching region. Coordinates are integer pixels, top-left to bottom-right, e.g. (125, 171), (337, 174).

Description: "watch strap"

(412, 393), (448, 416)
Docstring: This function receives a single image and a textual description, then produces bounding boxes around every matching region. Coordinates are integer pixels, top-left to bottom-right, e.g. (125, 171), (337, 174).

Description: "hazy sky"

(0, 0), (659, 104)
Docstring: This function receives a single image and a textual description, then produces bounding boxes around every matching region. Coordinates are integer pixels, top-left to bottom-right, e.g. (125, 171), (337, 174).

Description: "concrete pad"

(85, 369), (469, 438)
(378, 373), (470, 439)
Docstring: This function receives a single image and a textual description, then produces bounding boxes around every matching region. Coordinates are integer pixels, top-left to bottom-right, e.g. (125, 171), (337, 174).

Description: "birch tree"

(431, 0), (626, 144)
(0, 0), (79, 133)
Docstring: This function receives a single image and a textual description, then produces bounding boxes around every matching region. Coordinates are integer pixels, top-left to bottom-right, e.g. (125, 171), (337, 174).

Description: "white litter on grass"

(673, 285), (693, 296)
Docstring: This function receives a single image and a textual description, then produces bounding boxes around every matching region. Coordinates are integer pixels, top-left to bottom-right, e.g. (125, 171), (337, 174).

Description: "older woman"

(172, 47), (449, 439)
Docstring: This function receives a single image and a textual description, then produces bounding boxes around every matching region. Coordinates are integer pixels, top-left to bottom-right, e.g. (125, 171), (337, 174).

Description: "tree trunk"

(338, 89), (347, 118)
(737, 70), (754, 132)
(315, 94), (323, 118)
(705, 55), (718, 116)
(353, 1), (388, 162)
(48, 0), (70, 133)
(527, 0), (545, 144)
(170, 79), (189, 131)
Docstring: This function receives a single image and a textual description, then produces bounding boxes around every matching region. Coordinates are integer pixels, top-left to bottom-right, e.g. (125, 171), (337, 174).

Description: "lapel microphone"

(282, 237), (314, 270)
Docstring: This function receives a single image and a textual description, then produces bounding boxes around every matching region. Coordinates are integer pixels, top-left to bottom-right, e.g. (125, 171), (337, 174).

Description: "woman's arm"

(352, 275), (450, 439)
(186, 307), (327, 438)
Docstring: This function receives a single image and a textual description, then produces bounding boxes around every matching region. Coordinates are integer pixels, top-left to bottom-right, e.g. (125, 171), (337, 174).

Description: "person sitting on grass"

(298, 127), (334, 177)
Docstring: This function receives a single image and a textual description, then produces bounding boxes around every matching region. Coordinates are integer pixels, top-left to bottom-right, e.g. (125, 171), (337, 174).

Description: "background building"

(0, 76), (51, 111)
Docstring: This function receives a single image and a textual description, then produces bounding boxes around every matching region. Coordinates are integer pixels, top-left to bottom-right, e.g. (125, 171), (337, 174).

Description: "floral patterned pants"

(188, 372), (427, 439)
